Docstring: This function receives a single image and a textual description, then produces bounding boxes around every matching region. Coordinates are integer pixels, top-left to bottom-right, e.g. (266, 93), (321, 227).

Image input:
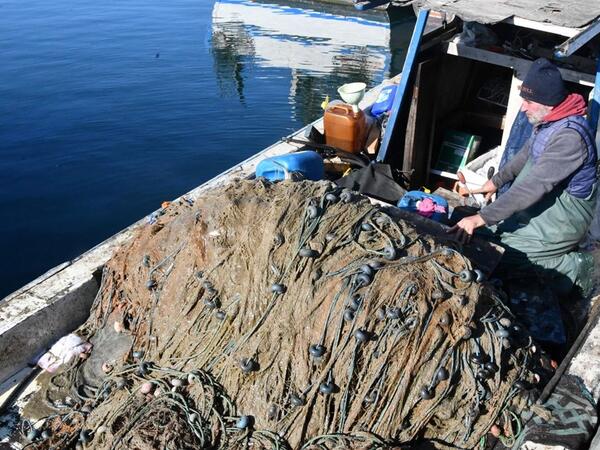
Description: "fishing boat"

(2, 0), (600, 448)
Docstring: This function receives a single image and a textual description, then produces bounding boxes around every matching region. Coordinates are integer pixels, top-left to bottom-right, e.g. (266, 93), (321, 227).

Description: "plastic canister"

(371, 85), (397, 117)
(324, 104), (368, 153)
(255, 151), (324, 182)
(397, 191), (449, 223)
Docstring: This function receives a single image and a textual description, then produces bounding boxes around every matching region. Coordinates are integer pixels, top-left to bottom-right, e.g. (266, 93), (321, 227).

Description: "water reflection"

(210, 19), (255, 102)
(0, 0), (416, 298)
(211, 0), (396, 122)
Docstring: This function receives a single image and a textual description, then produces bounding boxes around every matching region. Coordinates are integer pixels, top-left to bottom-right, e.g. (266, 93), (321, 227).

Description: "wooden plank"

(403, 84), (419, 180)
(502, 16), (580, 37)
(430, 168), (459, 180)
(424, 90), (439, 186)
(554, 17), (600, 57)
(500, 74), (525, 149)
(444, 42), (595, 86)
(402, 58), (438, 187)
(533, 47), (597, 74)
(432, 187), (463, 209)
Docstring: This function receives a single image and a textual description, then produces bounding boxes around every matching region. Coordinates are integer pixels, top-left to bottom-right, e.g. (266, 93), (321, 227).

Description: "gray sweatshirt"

(479, 128), (588, 226)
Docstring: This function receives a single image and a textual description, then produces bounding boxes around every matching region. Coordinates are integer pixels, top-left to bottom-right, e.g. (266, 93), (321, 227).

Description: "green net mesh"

(25, 180), (541, 449)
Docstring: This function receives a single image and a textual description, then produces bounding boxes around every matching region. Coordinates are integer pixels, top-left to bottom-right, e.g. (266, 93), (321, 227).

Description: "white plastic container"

(460, 146), (503, 204)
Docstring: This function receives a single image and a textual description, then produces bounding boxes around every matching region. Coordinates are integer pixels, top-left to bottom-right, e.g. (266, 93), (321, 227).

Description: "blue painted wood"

(377, 9), (429, 162)
(589, 56), (600, 141)
(554, 17), (600, 58)
(354, 0), (390, 11)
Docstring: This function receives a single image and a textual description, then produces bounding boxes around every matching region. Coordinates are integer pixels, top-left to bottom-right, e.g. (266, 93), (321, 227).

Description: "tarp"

(401, 0), (600, 29)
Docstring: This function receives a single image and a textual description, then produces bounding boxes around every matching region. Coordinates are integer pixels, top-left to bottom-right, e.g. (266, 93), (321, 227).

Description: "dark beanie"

(520, 58), (567, 106)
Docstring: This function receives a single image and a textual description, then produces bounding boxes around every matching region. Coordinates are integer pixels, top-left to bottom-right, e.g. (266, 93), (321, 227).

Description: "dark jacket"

(480, 111), (597, 226)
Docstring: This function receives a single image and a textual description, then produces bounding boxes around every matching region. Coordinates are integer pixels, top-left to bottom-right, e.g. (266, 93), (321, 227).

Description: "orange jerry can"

(324, 104), (368, 154)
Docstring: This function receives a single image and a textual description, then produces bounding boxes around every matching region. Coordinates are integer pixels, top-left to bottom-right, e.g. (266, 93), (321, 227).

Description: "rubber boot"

(574, 252), (595, 298)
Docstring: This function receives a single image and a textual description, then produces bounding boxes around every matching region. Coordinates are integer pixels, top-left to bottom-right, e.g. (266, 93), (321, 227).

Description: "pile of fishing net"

(27, 179), (545, 449)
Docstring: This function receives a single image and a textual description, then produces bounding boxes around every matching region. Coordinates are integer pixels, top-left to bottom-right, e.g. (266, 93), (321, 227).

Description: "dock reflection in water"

(211, 0), (402, 123)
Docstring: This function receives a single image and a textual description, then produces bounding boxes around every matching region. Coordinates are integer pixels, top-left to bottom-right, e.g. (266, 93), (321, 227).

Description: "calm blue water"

(0, 0), (413, 298)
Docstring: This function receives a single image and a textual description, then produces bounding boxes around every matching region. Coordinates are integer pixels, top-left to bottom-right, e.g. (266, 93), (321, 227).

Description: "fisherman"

(449, 58), (598, 295)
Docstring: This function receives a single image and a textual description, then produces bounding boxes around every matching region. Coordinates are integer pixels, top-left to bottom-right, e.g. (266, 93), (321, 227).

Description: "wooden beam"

(403, 59), (438, 187)
(501, 74), (525, 149)
(555, 17), (600, 57)
(443, 42), (595, 86)
(532, 46), (597, 74)
(502, 17), (580, 38)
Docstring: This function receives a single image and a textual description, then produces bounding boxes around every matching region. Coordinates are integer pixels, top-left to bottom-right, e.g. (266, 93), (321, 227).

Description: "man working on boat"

(449, 58), (598, 295)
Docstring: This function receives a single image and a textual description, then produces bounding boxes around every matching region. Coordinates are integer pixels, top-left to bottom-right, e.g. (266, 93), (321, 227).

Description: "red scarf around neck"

(543, 93), (587, 122)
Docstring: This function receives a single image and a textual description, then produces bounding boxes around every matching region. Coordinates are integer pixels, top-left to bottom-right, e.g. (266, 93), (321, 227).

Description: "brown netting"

(27, 179), (541, 449)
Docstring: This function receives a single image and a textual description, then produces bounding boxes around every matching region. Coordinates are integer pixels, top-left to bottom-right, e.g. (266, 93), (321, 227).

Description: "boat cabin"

(375, 0), (600, 199)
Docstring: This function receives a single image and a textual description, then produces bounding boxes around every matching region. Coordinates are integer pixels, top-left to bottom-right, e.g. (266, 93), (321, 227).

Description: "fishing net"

(24, 179), (543, 449)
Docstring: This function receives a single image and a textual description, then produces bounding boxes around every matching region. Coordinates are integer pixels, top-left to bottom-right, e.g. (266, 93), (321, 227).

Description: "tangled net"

(24, 180), (543, 449)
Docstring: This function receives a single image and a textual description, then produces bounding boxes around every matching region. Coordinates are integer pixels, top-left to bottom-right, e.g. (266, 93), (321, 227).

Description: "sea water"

(0, 0), (414, 298)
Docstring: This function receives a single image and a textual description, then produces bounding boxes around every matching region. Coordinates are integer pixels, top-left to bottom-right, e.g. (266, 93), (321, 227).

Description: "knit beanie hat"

(520, 58), (567, 106)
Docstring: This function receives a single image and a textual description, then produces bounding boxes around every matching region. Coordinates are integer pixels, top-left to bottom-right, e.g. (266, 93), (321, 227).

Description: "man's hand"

(447, 214), (486, 244)
(470, 179), (498, 202)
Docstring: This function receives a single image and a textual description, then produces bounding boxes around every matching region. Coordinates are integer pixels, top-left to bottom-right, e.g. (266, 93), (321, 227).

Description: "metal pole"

(377, 8), (429, 163)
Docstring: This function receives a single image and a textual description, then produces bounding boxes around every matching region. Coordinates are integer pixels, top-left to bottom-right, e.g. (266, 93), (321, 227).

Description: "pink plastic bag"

(416, 198), (447, 218)
(37, 334), (93, 373)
